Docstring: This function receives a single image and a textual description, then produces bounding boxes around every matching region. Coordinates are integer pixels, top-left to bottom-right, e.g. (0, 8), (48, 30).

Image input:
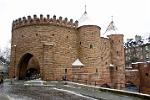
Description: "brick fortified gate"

(9, 14), (126, 90)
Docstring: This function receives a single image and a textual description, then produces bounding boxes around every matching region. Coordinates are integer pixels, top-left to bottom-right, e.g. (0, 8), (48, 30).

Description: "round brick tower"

(9, 14), (78, 80)
(78, 25), (101, 70)
(108, 34), (125, 89)
(76, 10), (111, 83)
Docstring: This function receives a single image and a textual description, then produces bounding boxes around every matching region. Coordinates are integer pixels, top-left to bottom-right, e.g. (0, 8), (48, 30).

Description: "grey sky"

(0, 0), (150, 48)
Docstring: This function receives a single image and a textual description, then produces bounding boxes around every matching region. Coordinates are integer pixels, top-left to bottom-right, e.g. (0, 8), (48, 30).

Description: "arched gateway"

(17, 53), (40, 80)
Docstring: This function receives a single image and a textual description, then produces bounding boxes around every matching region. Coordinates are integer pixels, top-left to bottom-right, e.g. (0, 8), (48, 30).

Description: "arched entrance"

(17, 53), (40, 80)
(125, 82), (138, 92)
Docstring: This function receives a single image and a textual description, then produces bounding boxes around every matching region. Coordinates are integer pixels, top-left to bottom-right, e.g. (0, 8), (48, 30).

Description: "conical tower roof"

(104, 17), (119, 35)
(78, 5), (97, 27)
(72, 59), (84, 67)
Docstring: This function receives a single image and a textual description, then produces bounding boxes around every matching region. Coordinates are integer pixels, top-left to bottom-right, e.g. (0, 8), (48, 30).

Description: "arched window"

(90, 44), (93, 49)
(65, 69), (67, 74)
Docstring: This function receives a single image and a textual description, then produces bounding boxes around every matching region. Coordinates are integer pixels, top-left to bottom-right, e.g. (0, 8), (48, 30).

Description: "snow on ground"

(53, 87), (97, 100)
(66, 81), (150, 97)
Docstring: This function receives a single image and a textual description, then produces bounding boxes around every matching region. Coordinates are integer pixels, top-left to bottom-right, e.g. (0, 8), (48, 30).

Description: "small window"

(80, 42), (81, 45)
(22, 35), (24, 38)
(96, 68), (98, 73)
(65, 69), (67, 74)
(145, 73), (149, 77)
(36, 33), (38, 36)
(117, 51), (119, 55)
(66, 36), (68, 38)
(116, 66), (118, 70)
(105, 62), (107, 65)
(90, 44), (93, 49)
(52, 34), (54, 36)
(101, 57), (103, 60)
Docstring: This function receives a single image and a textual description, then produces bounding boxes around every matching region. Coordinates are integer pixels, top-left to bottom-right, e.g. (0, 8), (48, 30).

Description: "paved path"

(0, 82), (96, 100)
(0, 81), (149, 100)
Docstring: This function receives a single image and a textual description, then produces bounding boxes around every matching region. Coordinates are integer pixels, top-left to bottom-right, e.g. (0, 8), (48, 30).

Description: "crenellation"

(74, 20), (78, 27)
(33, 15), (37, 19)
(59, 16), (62, 21)
(64, 17), (68, 23)
(27, 16), (31, 20)
(53, 15), (56, 20)
(68, 19), (73, 26)
(27, 16), (32, 24)
(12, 14), (78, 30)
(40, 14), (43, 20)
(18, 18), (22, 23)
(23, 17), (27, 24)
(47, 14), (50, 19)
(70, 19), (73, 23)
(16, 19), (19, 25)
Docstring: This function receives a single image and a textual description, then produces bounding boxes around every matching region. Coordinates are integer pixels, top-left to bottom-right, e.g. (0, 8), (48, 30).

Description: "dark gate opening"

(125, 82), (138, 92)
(17, 53), (40, 80)
(25, 68), (40, 80)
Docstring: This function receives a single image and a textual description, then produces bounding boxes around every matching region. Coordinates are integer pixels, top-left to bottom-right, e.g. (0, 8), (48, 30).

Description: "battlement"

(12, 14), (78, 30)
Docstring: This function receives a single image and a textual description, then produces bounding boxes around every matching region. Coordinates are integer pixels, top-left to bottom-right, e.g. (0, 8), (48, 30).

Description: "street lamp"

(13, 45), (17, 80)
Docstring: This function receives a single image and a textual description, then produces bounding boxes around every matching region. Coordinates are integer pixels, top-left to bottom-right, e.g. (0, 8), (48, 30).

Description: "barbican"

(9, 11), (125, 90)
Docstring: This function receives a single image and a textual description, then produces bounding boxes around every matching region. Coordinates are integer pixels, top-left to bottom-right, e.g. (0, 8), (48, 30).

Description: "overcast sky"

(0, 0), (150, 48)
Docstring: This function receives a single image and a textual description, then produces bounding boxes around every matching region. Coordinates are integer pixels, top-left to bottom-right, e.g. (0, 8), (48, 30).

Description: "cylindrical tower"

(9, 14), (78, 81)
(108, 34), (125, 89)
(77, 25), (101, 79)
(78, 25), (101, 66)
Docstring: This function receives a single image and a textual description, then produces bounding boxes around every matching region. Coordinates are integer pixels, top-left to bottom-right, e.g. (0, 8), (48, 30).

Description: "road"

(0, 80), (148, 100)
(0, 81), (96, 100)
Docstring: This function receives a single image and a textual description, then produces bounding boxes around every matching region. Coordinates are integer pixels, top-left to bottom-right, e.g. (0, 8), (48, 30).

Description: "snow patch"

(53, 87), (97, 100)
(24, 79), (47, 86)
(72, 59), (85, 67)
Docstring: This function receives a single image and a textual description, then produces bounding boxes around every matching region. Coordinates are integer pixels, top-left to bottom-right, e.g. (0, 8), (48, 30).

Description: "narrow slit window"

(90, 44), (93, 49)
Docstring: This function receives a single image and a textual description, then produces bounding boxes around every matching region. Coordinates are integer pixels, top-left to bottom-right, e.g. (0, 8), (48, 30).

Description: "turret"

(104, 18), (125, 89)
(108, 34), (125, 89)
(77, 9), (101, 76)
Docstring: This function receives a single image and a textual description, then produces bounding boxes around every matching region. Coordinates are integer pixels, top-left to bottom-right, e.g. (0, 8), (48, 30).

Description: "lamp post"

(13, 45), (17, 80)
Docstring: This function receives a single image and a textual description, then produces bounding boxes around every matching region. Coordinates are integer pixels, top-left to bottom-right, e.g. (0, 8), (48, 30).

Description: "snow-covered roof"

(125, 69), (139, 72)
(109, 64), (114, 67)
(78, 11), (97, 27)
(104, 20), (119, 36)
(72, 59), (84, 67)
(131, 62), (145, 64)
